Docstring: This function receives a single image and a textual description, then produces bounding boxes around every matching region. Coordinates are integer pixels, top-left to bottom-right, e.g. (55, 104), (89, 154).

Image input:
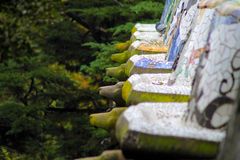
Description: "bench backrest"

(169, 8), (215, 86)
(186, 9), (240, 129)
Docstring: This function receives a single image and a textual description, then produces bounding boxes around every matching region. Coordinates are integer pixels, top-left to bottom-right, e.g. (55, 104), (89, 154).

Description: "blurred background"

(0, 0), (164, 159)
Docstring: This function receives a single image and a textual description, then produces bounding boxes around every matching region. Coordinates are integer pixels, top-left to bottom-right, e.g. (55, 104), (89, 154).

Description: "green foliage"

(81, 42), (120, 84)
(130, 1), (164, 16)
(65, 0), (164, 85)
(109, 22), (135, 37)
(0, 0), (164, 159)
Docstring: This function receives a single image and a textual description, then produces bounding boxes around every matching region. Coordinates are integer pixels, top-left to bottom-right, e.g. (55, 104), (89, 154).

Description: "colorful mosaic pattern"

(129, 0), (180, 55)
(169, 9), (215, 86)
(129, 0), (197, 72)
(156, 0), (173, 33)
(187, 10), (240, 129)
(116, 4), (240, 158)
(134, 58), (173, 70)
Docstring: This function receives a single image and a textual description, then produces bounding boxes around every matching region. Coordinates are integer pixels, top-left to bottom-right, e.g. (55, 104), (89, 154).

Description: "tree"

(0, 0), (164, 159)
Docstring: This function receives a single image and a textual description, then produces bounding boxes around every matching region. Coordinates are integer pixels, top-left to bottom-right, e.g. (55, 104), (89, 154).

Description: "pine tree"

(0, 0), (164, 159)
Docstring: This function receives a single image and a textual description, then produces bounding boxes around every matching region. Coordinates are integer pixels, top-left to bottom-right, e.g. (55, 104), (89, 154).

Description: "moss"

(138, 133), (218, 157)
(89, 107), (127, 130)
(106, 64), (127, 80)
(128, 89), (190, 104)
(122, 81), (132, 103)
(129, 49), (140, 57)
(116, 119), (218, 158)
(125, 60), (134, 77)
(111, 46), (166, 64)
(121, 131), (219, 158)
(114, 40), (131, 52)
(111, 50), (141, 63)
(131, 26), (137, 34)
(115, 116), (130, 145)
(122, 81), (190, 104)
(116, 110), (219, 158)
(111, 51), (129, 63)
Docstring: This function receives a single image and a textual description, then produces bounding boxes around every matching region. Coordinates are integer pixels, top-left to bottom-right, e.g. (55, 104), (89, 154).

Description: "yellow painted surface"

(137, 43), (168, 53)
(115, 40), (131, 52)
(106, 64), (127, 80)
(122, 80), (190, 104)
(89, 107), (127, 130)
(131, 26), (137, 34)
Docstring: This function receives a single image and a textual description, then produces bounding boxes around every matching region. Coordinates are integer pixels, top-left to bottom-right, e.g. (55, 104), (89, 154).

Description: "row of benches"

(78, 0), (240, 159)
